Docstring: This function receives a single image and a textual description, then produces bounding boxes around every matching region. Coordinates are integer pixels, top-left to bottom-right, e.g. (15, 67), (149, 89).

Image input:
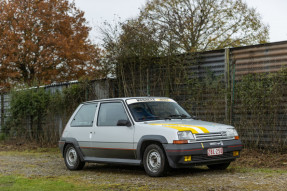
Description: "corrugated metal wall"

(0, 80), (111, 134)
(180, 50), (227, 124)
(230, 41), (287, 148)
(232, 41), (287, 79)
(187, 50), (226, 78)
(1, 41), (287, 148)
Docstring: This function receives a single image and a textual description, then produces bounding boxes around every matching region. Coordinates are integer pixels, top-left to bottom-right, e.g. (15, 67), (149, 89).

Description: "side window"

(97, 102), (128, 126)
(71, 103), (98, 127)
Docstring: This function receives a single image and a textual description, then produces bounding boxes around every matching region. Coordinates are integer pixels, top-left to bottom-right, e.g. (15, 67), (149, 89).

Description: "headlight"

(226, 128), (238, 138)
(178, 131), (194, 140)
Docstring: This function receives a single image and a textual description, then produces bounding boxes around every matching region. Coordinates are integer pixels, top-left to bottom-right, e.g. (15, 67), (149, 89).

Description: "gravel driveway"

(1, 148), (287, 190)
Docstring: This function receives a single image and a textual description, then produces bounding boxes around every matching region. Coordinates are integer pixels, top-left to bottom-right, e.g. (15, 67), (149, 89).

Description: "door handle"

(89, 132), (92, 139)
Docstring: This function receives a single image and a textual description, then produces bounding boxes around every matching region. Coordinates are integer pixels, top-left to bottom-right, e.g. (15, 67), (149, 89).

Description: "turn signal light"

(235, 136), (239, 140)
(173, 140), (188, 144)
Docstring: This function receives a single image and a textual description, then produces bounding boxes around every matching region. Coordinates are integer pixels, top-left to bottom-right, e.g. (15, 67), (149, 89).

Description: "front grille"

(194, 132), (228, 141)
(192, 152), (233, 162)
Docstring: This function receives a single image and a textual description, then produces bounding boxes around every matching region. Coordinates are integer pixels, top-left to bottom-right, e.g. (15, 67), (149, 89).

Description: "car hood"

(145, 119), (233, 134)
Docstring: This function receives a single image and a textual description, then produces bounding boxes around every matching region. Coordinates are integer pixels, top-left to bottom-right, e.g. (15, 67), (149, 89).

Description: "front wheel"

(64, 144), (85, 170)
(207, 162), (230, 170)
(143, 144), (168, 177)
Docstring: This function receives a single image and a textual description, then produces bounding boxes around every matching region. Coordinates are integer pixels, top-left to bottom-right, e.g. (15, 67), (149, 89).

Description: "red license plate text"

(207, 148), (223, 156)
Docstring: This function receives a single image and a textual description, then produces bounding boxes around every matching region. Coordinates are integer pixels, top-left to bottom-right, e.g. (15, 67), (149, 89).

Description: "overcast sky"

(73, 0), (287, 45)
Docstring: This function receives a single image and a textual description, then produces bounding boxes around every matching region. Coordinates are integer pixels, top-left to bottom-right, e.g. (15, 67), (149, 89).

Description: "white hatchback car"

(59, 97), (242, 177)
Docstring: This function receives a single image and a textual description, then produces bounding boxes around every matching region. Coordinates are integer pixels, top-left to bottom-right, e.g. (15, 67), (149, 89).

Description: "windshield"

(127, 101), (191, 122)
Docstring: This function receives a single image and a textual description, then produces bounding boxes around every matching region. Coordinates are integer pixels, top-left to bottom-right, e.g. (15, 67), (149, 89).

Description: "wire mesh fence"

(0, 80), (113, 146)
(1, 41), (287, 149)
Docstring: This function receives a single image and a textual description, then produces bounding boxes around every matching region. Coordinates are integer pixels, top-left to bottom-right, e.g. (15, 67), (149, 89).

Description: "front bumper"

(163, 139), (242, 168)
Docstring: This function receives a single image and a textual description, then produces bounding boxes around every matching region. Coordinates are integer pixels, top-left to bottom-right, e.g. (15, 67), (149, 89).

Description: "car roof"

(83, 97), (172, 104)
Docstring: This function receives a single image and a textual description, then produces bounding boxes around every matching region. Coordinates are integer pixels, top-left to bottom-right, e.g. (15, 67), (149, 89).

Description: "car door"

(68, 103), (98, 157)
(91, 101), (135, 159)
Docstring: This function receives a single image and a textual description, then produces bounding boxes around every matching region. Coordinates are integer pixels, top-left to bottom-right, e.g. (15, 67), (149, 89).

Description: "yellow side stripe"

(164, 124), (210, 133)
(149, 123), (210, 134)
(165, 126), (199, 134)
(149, 123), (196, 132)
(189, 125), (209, 133)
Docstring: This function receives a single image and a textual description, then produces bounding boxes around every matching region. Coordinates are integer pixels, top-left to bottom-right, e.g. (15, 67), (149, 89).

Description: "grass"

(1, 147), (287, 190)
(0, 175), (149, 191)
(0, 148), (60, 156)
(0, 148), (149, 190)
(0, 175), (92, 191)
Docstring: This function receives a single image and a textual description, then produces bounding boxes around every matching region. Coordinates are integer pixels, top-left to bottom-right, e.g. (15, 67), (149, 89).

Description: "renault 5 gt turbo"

(59, 97), (242, 177)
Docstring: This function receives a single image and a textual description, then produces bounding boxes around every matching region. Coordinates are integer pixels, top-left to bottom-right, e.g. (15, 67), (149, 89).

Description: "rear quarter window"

(70, 103), (98, 127)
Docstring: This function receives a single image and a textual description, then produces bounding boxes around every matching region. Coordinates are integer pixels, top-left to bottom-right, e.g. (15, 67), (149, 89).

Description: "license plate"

(207, 148), (223, 156)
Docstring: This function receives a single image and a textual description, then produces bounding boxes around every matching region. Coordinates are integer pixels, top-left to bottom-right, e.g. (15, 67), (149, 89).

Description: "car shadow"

(84, 163), (144, 175)
(82, 163), (232, 177)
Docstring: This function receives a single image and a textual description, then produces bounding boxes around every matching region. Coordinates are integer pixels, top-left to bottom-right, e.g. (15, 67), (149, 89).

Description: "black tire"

(207, 162), (230, 170)
(143, 144), (168, 177)
(64, 144), (85, 170)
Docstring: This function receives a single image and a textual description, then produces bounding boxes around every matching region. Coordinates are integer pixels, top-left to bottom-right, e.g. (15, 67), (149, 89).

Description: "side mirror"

(117, 119), (132, 127)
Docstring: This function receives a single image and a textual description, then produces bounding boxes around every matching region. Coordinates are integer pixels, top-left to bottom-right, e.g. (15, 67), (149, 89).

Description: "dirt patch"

(1, 145), (287, 190)
(235, 149), (287, 169)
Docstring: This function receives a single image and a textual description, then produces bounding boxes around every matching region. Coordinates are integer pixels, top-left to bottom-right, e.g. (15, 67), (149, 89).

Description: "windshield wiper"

(165, 114), (191, 120)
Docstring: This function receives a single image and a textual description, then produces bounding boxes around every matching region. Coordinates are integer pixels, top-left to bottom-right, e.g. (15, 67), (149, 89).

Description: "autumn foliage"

(0, 0), (101, 90)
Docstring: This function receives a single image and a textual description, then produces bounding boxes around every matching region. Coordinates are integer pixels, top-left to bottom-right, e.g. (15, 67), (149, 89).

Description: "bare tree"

(139, 0), (269, 53)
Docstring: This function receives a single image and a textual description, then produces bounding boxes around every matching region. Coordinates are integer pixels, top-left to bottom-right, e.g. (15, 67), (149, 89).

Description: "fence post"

(224, 48), (231, 124)
(146, 68), (150, 96)
(231, 60), (236, 126)
(0, 92), (4, 131)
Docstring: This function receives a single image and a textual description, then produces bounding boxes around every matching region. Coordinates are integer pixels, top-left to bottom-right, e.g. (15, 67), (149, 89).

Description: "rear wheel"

(64, 144), (85, 170)
(143, 144), (168, 177)
(207, 162), (230, 170)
